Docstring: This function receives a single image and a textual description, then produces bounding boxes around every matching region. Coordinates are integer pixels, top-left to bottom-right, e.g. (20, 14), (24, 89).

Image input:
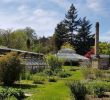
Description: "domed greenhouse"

(56, 48), (89, 66)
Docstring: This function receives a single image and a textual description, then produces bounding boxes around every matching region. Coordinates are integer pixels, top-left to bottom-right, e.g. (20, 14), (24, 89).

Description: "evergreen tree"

(74, 17), (95, 55)
(64, 4), (80, 45)
(54, 22), (69, 51)
(26, 38), (31, 50)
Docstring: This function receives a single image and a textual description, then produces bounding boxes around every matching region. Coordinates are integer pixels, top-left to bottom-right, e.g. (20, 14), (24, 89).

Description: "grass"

(0, 66), (82, 100)
(2, 66), (109, 100)
(26, 66), (83, 100)
(27, 81), (70, 100)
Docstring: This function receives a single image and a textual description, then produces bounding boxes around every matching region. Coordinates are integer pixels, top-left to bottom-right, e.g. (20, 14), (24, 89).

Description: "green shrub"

(46, 54), (64, 73)
(0, 88), (25, 100)
(93, 86), (105, 98)
(94, 69), (103, 78)
(70, 68), (78, 71)
(11, 89), (25, 100)
(0, 88), (10, 100)
(21, 71), (33, 80)
(44, 69), (53, 76)
(0, 52), (24, 86)
(68, 81), (87, 100)
(33, 76), (45, 84)
(48, 77), (57, 82)
(86, 81), (110, 97)
(81, 68), (96, 80)
(59, 71), (71, 78)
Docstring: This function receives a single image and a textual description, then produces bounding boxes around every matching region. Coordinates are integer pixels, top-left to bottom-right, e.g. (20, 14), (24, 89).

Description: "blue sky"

(0, 0), (110, 41)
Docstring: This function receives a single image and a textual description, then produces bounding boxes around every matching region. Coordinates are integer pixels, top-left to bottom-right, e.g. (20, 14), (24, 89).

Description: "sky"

(0, 0), (110, 41)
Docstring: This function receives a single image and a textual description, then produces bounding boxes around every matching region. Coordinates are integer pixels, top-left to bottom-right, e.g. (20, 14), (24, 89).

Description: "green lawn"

(27, 81), (70, 100)
(26, 66), (83, 100)
(0, 66), (110, 100)
(0, 66), (84, 100)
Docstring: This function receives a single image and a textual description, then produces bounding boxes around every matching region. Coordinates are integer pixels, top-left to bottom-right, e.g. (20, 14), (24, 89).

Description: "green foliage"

(81, 68), (96, 80)
(68, 81), (87, 100)
(86, 81), (110, 97)
(82, 67), (110, 81)
(54, 22), (69, 51)
(0, 27), (36, 50)
(0, 52), (24, 86)
(21, 71), (33, 80)
(54, 4), (94, 55)
(75, 17), (94, 55)
(64, 4), (80, 45)
(44, 69), (53, 76)
(26, 38), (31, 50)
(46, 54), (63, 73)
(99, 42), (110, 54)
(70, 68), (78, 71)
(0, 88), (10, 99)
(33, 76), (45, 84)
(61, 42), (74, 50)
(59, 71), (71, 78)
(0, 88), (25, 100)
(48, 77), (57, 82)
(11, 89), (25, 100)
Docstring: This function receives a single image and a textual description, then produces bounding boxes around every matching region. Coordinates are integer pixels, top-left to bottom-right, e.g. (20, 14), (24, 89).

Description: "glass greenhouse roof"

(56, 48), (88, 61)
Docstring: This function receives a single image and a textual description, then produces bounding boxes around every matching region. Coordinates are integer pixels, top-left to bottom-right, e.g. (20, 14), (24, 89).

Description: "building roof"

(56, 48), (88, 61)
(92, 54), (110, 59)
(0, 47), (44, 56)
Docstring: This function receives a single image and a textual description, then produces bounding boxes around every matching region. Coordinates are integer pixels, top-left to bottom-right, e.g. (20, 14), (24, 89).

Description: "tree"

(0, 52), (23, 86)
(24, 27), (36, 40)
(74, 17), (94, 55)
(99, 42), (110, 54)
(0, 29), (12, 48)
(0, 27), (37, 51)
(26, 38), (31, 50)
(11, 29), (28, 50)
(64, 4), (80, 45)
(54, 22), (69, 51)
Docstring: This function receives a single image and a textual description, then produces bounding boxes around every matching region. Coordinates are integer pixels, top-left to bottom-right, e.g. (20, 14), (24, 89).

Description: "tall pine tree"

(74, 17), (95, 55)
(54, 22), (69, 51)
(64, 4), (80, 45)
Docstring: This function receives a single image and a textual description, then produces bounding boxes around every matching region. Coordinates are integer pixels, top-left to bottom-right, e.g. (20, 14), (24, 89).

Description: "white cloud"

(0, 7), (61, 36)
(49, 0), (71, 10)
(106, 31), (110, 36)
(17, 5), (29, 15)
(100, 30), (110, 42)
(33, 9), (58, 18)
(86, 0), (103, 12)
(1, 0), (20, 3)
(100, 36), (110, 42)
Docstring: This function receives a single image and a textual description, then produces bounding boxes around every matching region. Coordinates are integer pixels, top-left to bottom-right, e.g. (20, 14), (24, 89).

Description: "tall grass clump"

(68, 81), (87, 100)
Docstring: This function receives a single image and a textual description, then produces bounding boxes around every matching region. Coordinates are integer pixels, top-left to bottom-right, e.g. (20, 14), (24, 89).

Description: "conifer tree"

(64, 4), (80, 45)
(54, 22), (69, 51)
(74, 17), (94, 55)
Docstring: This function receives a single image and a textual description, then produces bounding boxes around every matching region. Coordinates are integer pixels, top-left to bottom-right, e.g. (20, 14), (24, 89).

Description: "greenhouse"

(56, 48), (89, 66)
(57, 48), (88, 61)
